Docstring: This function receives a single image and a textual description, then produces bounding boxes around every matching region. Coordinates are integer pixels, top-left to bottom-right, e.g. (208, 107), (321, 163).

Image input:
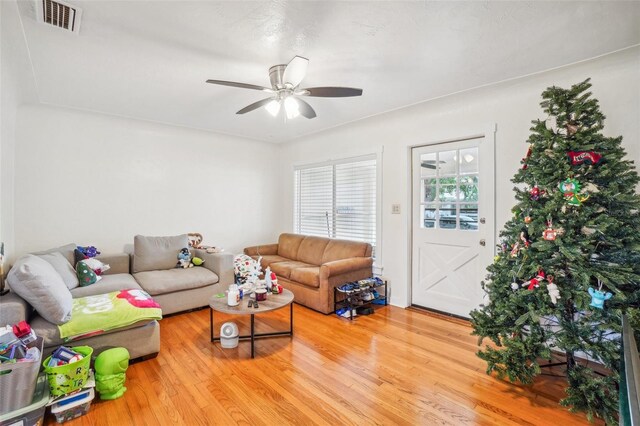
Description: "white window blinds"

(294, 156), (377, 255)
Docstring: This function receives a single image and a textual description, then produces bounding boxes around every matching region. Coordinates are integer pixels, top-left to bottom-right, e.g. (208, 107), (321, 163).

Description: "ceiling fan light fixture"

(284, 96), (300, 119)
(265, 99), (281, 117)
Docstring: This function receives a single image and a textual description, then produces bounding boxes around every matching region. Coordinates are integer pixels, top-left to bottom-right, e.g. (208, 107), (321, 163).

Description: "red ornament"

(542, 218), (558, 241)
(568, 151), (602, 166)
(530, 185), (544, 201)
(510, 242), (520, 258)
(522, 269), (546, 290)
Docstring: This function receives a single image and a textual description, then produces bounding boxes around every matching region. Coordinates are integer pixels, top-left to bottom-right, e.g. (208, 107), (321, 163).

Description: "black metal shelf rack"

(333, 279), (388, 320)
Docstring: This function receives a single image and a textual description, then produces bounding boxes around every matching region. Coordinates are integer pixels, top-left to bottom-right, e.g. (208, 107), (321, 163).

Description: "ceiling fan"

(206, 56), (363, 119)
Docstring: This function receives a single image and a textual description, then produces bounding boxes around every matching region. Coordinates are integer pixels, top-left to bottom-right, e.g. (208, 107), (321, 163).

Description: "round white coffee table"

(209, 288), (294, 358)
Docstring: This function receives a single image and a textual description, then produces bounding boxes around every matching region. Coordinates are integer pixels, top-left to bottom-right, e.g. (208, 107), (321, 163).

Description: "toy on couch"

(95, 347), (129, 400)
(176, 248), (193, 268)
(77, 246), (100, 258)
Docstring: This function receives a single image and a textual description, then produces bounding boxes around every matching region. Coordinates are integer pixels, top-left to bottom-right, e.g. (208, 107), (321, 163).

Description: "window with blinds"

(294, 156), (377, 255)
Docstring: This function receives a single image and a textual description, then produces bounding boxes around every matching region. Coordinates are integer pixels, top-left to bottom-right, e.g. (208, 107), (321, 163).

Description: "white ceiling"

(16, 1), (640, 143)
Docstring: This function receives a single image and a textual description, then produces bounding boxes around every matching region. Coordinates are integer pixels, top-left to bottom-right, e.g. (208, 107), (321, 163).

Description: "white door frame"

(406, 123), (496, 308)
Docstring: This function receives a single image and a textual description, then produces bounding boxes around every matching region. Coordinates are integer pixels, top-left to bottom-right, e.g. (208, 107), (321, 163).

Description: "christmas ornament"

(521, 145), (532, 170)
(545, 116), (558, 133)
(542, 217), (558, 241)
(522, 269), (546, 290)
(520, 228), (531, 248)
(530, 185), (544, 201)
(510, 279), (519, 291)
(510, 242), (520, 258)
(500, 241), (508, 253)
(524, 212), (532, 224)
(568, 151), (602, 166)
(546, 275), (560, 305)
(558, 178), (590, 206)
(588, 282), (612, 310)
(566, 122), (579, 136)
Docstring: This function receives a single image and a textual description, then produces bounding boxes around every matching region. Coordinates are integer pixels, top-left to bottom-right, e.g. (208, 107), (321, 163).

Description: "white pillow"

(7, 255), (73, 325)
(37, 252), (79, 290)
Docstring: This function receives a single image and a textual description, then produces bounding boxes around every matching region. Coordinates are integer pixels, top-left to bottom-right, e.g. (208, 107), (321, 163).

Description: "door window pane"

(422, 178), (437, 202)
(438, 204), (457, 229)
(423, 204), (437, 228)
(459, 147), (479, 174)
(438, 150), (457, 177)
(460, 204), (479, 231)
(459, 175), (478, 202)
(420, 153), (437, 177)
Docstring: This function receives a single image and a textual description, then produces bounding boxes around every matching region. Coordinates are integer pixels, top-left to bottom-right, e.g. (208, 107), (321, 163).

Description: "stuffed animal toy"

(546, 276), (561, 305)
(191, 257), (205, 266)
(176, 248), (193, 268)
(95, 347), (129, 400)
(77, 246), (100, 258)
(81, 258), (110, 275)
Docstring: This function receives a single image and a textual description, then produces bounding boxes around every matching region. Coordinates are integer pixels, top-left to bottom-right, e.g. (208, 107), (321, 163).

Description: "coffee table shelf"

(209, 288), (294, 358)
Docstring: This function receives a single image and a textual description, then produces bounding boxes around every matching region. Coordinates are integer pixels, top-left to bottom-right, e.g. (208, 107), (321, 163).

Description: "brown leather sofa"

(244, 233), (373, 314)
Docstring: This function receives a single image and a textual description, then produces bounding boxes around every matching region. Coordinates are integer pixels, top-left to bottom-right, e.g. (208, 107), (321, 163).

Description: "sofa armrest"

(320, 257), (373, 279)
(0, 291), (31, 324)
(244, 244), (278, 256)
(97, 253), (130, 275)
(193, 250), (234, 285)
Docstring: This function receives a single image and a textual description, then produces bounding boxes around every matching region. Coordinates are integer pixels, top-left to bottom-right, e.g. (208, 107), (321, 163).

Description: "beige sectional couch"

(0, 235), (233, 360)
(244, 233), (373, 314)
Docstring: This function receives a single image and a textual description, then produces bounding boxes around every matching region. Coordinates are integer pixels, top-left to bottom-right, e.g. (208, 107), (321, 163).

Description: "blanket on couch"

(58, 289), (162, 342)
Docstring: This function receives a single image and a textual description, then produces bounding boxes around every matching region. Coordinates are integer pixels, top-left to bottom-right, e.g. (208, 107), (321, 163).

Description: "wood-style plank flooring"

(44, 304), (598, 425)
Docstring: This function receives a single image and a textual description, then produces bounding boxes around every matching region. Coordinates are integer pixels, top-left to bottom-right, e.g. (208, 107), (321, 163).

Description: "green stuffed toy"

(95, 347), (129, 400)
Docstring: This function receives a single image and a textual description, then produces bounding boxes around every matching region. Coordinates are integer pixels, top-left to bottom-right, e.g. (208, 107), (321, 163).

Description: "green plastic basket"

(42, 346), (93, 397)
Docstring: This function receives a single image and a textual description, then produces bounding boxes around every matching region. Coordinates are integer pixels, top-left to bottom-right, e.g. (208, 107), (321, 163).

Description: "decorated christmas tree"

(470, 79), (640, 423)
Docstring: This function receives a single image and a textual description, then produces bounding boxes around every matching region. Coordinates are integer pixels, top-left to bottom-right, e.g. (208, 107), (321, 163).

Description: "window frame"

(293, 152), (382, 268)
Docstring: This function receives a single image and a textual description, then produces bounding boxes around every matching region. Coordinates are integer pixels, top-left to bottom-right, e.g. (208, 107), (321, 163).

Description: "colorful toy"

(77, 246), (100, 258)
(76, 261), (100, 286)
(95, 347), (129, 400)
(176, 248), (193, 268)
(542, 217), (558, 241)
(522, 269), (546, 290)
(191, 257), (205, 266)
(520, 228), (531, 248)
(588, 286), (613, 310)
(233, 254), (262, 284)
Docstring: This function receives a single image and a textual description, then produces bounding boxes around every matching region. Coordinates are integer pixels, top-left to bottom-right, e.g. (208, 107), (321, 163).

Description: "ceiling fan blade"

(302, 87), (363, 97)
(206, 79), (273, 92)
(296, 98), (317, 119)
(282, 56), (309, 88)
(236, 97), (274, 115)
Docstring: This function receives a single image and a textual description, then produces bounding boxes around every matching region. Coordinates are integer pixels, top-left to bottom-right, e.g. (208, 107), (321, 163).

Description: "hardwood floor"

(44, 304), (598, 425)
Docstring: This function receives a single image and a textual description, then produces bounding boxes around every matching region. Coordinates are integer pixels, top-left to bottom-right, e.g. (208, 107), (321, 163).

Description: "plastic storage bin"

(42, 346), (93, 397)
(50, 387), (94, 423)
(0, 337), (44, 414)
(0, 373), (49, 426)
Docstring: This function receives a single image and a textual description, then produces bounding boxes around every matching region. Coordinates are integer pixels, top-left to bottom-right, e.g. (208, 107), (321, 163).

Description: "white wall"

(278, 47), (640, 308)
(1, 0), (38, 263)
(13, 105), (281, 259)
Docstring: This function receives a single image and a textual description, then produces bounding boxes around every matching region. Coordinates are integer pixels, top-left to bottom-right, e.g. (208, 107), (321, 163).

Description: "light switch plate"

(391, 204), (401, 214)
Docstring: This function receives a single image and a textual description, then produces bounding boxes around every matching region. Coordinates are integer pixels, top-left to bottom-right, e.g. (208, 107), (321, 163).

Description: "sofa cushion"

(290, 267), (320, 288)
(297, 236), (330, 265)
(277, 234), (305, 260)
(321, 239), (371, 264)
(32, 243), (77, 267)
(133, 267), (218, 296)
(37, 252), (79, 290)
(30, 314), (155, 348)
(7, 255), (72, 325)
(133, 234), (189, 273)
(256, 255), (289, 269)
(270, 261), (313, 279)
(70, 273), (141, 298)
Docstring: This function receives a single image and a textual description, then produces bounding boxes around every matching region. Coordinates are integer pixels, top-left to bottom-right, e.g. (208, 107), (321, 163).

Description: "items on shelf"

(334, 277), (387, 320)
(43, 345), (93, 397)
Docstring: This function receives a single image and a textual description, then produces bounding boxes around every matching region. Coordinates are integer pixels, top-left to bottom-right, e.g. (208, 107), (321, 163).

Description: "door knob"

(479, 239), (486, 246)
(480, 217), (486, 224)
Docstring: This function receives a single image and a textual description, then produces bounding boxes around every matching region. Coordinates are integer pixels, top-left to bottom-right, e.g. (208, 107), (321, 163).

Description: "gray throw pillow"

(133, 234), (189, 273)
(7, 255), (73, 325)
(37, 252), (79, 290)
(32, 243), (77, 266)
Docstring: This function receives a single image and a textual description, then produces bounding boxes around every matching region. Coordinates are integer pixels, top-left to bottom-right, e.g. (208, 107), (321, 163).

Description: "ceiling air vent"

(36, 0), (82, 34)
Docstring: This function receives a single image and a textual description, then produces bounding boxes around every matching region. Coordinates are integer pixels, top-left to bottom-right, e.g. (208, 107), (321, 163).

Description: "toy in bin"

(50, 387), (95, 423)
(43, 346), (93, 397)
(95, 348), (129, 400)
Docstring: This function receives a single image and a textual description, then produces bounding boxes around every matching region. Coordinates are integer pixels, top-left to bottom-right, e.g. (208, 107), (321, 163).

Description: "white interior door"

(411, 135), (495, 318)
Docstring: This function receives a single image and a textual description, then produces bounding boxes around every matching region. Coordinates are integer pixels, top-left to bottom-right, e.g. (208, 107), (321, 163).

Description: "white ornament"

(547, 282), (561, 305)
(510, 282), (519, 291)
